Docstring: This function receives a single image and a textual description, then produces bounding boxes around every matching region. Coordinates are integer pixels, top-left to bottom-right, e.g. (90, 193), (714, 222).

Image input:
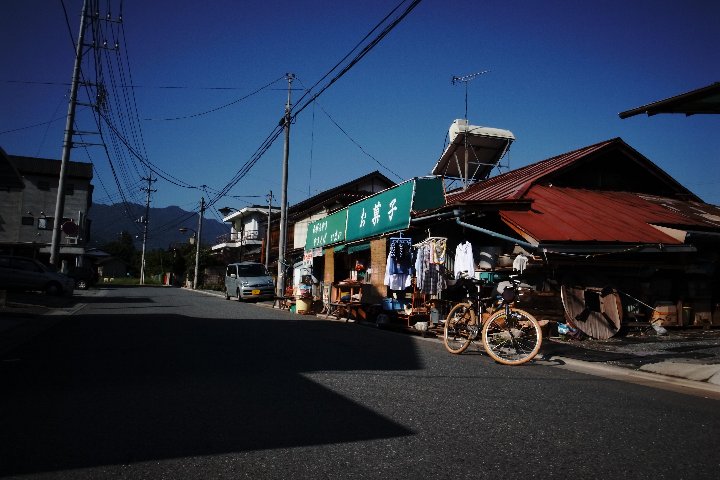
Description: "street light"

(179, 226), (200, 290)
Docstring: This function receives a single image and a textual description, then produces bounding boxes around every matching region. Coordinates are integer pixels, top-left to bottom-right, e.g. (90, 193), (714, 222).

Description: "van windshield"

(237, 264), (269, 277)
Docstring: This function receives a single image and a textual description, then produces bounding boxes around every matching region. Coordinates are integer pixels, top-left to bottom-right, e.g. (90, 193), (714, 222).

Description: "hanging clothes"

(430, 237), (447, 264)
(454, 241), (475, 279)
(414, 238), (447, 295)
(384, 251), (412, 290)
(513, 253), (528, 273)
(388, 237), (413, 275)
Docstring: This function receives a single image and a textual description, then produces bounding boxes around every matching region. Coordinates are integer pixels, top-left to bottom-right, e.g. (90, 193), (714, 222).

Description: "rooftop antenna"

(451, 70), (489, 189)
(451, 70), (489, 123)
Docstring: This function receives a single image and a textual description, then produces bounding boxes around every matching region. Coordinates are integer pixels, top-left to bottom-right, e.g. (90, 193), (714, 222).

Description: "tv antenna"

(451, 70), (490, 121)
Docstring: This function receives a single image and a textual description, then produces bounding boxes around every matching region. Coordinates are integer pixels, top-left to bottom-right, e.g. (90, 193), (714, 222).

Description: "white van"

(224, 262), (275, 301)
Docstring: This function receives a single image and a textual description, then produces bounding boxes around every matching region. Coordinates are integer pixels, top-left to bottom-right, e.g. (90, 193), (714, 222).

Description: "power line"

(209, 0), (422, 209)
(292, 0), (423, 120)
(143, 75), (286, 121)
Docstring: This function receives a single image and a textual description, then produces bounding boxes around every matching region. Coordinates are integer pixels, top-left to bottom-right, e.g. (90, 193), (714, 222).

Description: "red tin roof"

(501, 186), (720, 244)
(446, 137), (698, 204)
(442, 137), (717, 246)
(447, 139), (617, 203)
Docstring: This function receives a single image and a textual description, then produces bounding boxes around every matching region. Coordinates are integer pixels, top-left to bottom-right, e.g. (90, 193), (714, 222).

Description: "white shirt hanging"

(512, 253), (528, 273)
(454, 241), (475, 279)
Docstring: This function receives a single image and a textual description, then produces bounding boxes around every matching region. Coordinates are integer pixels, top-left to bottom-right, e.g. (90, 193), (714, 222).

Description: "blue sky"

(2, 0), (719, 225)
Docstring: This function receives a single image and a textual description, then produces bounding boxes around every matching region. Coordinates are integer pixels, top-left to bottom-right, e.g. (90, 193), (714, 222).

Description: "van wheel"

(236, 289), (242, 301)
(224, 287), (230, 300)
(45, 282), (62, 296)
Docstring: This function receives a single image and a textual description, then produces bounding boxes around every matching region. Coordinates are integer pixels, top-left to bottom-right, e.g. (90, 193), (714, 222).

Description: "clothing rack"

(412, 236), (447, 248)
(389, 233), (411, 242)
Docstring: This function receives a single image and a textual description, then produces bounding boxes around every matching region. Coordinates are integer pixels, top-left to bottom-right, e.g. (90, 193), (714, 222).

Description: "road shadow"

(0, 312), (418, 476)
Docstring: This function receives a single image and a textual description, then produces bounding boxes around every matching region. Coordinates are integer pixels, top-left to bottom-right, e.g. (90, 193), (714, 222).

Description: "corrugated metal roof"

(446, 137), (698, 204)
(619, 82), (720, 118)
(501, 186), (720, 244)
(447, 138), (617, 203)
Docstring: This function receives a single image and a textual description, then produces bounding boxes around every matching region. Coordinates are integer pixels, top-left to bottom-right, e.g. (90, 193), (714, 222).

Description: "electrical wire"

(143, 75), (286, 121)
(295, 77), (403, 181)
(292, 0), (422, 120)
(210, 1), (422, 209)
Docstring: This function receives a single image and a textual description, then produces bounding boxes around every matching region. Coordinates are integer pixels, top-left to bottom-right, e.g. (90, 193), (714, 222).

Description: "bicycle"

(443, 274), (542, 365)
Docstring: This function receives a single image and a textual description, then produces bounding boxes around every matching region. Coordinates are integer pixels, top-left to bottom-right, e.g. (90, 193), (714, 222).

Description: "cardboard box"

(652, 302), (678, 326)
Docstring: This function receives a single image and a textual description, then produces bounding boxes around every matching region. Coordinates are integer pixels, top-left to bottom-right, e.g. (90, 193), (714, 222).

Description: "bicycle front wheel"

(481, 308), (542, 365)
(443, 303), (477, 354)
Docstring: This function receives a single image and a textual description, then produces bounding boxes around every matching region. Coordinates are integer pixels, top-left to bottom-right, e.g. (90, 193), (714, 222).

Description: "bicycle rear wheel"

(443, 303), (477, 354)
(481, 308), (542, 365)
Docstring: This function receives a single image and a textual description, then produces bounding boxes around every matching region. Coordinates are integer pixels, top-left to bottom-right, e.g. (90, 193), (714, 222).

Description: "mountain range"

(88, 203), (228, 251)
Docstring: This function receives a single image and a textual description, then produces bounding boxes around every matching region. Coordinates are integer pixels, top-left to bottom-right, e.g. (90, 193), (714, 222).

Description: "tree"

(101, 231), (138, 275)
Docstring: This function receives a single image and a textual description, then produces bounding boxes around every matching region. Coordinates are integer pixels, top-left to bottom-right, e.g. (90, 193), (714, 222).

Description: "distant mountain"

(88, 203), (228, 251)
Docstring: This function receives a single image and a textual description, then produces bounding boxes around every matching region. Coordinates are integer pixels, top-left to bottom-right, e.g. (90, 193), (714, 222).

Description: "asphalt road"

(1, 286), (719, 479)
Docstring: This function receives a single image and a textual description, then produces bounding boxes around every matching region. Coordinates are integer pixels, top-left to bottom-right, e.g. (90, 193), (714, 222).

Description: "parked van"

(224, 261), (275, 301)
(0, 255), (75, 296)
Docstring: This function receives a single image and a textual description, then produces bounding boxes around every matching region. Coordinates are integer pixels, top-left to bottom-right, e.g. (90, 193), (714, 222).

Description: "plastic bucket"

(296, 297), (312, 314)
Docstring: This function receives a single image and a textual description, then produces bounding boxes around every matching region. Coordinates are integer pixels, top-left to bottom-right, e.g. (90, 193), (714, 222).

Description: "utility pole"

(193, 197), (205, 289)
(139, 175), (156, 285)
(277, 73), (294, 298)
(50, 0), (89, 268)
(265, 190), (273, 269)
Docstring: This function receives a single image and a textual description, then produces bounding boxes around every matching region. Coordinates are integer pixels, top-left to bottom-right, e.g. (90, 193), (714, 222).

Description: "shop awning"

(347, 242), (371, 254)
(345, 176), (445, 242)
(333, 244), (346, 252)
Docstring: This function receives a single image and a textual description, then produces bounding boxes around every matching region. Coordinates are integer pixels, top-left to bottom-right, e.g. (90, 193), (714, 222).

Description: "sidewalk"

(0, 291), (80, 356)
(540, 328), (720, 387)
(4, 288), (720, 392)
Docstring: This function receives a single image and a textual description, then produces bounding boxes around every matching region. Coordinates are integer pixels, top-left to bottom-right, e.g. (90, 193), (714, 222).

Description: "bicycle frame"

(443, 275), (542, 365)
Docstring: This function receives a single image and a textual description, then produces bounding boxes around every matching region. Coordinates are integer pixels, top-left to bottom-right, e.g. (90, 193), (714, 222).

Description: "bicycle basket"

(501, 286), (516, 302)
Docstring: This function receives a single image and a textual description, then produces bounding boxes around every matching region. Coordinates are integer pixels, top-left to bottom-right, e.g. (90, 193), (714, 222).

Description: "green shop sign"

(345, 177), (444, 242)
(305, 209), (348, 249)
(304, 177), (445, 250)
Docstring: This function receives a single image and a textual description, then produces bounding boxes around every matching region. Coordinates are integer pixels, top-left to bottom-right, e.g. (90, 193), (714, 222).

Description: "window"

(21, 216), (34, 226)
(38, 217), (52, 230)
(237, 263), (269, 277)
(10, 257), (43, 273)
(38, 181), (50, 191)
(38, 217), (69, 230)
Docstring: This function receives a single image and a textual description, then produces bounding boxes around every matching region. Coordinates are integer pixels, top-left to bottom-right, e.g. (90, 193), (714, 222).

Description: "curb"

(638, 361), (720, 385)
(549, 355), (720, 399)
